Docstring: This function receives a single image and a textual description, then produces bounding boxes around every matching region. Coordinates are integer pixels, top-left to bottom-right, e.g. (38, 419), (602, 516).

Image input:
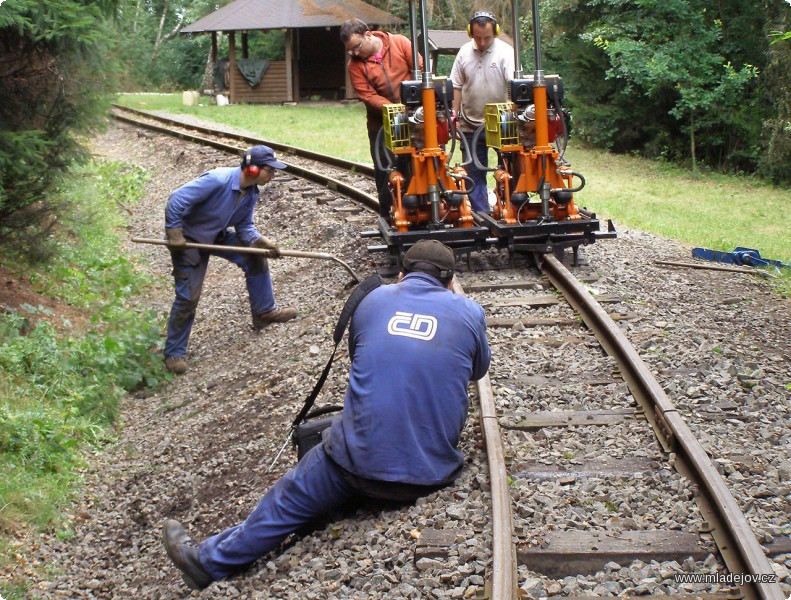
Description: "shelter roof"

(422, 29), (515, 54)
(182, 0), (405, 33)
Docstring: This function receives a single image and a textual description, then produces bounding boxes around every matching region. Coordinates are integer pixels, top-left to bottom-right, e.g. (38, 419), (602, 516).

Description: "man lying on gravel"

(162, 239), (491, 590)
(162, 145), (297, 374)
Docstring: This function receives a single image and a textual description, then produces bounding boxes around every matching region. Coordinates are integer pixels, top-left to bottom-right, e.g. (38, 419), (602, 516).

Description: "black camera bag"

(293, 405), (343, 460)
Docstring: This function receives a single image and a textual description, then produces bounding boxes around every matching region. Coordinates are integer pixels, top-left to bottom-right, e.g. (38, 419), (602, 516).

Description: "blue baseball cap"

(245, 145), (287, 170)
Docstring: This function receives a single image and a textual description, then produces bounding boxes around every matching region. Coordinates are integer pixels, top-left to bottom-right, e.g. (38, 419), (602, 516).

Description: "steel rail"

(110, 110), (380, 213)
(111, 104), (376, 178)
(540, 254), (785, 600)
(451, 278), (519, 600)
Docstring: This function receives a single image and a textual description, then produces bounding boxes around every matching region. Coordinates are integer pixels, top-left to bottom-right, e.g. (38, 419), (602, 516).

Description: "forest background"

(1, 0), (790, 242)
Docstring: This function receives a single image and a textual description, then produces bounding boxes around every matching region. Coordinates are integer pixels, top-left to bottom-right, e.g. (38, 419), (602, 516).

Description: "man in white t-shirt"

(450, 11), (515, 212)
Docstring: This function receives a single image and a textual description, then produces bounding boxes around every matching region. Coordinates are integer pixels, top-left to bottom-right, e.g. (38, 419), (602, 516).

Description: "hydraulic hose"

(434, 156), (475, 200)
(566, 171), (585, 193)
(552, 98), (569, 159)
(456, 126), (474, 166)
(470, 124), (499, 172)
(449, 173), (475, 195)
(373, 127), (395, 172)
(432, 156), (446, 194)
(438, 90), (457, 161)
(550, 171), (585, 199)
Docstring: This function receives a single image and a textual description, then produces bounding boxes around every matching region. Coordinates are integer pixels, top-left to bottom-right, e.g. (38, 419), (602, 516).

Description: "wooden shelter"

(181, 0), (404, 104)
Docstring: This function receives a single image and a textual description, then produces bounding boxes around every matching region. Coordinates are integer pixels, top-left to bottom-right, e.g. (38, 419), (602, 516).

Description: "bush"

(0, 157), (168, 578)
(0, 1), (119, 246)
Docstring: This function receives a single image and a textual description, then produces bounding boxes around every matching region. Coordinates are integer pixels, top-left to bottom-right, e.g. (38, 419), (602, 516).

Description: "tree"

(114, 0), (215, 89)
(588, 0), (757, 175)
(759, 0), (791, 184)
(542, 0), (775, 175)
(0, 0), (120, 247)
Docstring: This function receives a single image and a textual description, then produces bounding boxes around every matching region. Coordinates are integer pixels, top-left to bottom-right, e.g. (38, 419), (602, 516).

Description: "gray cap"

(402, 239), (455, 279)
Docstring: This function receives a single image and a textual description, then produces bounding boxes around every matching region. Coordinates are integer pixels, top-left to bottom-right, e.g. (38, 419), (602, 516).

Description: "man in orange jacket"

(340, 19), (423, 217)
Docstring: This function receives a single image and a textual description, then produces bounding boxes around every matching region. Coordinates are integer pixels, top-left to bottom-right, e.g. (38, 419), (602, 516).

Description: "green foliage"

(107, 0), (788, 183)
(542, 0), (777, 176)
(28, 161), (152, 301)
(0, 0), (120, 246)
(758, 3), (791, 184)
(586, 0), (758, 174)
(111, 0), (289, 91)
(0, 158), (168, 571)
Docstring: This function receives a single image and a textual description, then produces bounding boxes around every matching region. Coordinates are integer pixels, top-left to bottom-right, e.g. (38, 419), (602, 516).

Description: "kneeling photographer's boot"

(162, 519), (213, 590)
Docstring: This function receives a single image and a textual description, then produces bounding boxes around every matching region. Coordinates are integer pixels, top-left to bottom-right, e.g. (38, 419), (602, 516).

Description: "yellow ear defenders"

(467, 11), (500, 37)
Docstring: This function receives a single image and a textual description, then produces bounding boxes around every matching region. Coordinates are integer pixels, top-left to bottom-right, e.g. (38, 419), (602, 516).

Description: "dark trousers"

(165, 231), (274, 358)
(369, 128), (392, 217)
(460, 130), (491, 212)
(199, 444), (449, 581)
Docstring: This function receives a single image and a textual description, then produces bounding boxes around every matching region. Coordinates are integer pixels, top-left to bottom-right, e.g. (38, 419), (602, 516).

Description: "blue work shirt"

(165, 167), (261, 245)
(324, 273), (491, 486)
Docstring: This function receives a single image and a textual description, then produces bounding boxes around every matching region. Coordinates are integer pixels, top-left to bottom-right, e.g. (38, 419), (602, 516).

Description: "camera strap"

(269, 273), (383, 472)
(291, 273), (383, 429)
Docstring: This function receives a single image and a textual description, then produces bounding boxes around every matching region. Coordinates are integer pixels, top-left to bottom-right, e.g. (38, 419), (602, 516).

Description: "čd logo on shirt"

(387, 311), (437, 341)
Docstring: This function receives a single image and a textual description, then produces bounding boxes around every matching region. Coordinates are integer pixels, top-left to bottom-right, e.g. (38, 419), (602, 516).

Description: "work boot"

(162, 519), (214, 591)
(164, 356), (188, 374)
(252, 307), (297, 329)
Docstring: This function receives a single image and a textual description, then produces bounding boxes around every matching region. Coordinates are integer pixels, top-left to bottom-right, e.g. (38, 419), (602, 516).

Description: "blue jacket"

(165, 167), (261, 245)
(324, 273), (491, 486)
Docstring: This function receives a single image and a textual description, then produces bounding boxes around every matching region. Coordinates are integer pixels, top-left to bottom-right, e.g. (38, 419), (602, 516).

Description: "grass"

(569, 145), (790, 264)
(118, 93), (374, 163)
(116, 93), (791, 293)
(0, 159), (170, 598)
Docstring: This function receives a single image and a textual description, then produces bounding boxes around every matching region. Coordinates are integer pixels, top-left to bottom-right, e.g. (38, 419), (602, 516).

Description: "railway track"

(111, 104), (379, 212)
(461, 257), (785, 600)
(111, 108), (787, 599)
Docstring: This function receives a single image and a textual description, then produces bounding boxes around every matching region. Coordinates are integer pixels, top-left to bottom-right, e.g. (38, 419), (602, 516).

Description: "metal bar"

(530, 0), (543, 75)
(130, 237), (361, 283)
(409, 0), (421, 80)
(512, 0), (523, 78)
(419, 0), (431, 86)
(452, 278), (519, 600)
(654, 260), (773, 277)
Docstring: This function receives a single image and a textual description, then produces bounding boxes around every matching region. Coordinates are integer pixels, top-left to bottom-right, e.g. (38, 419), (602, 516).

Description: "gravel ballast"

(15, 117), (791, 598)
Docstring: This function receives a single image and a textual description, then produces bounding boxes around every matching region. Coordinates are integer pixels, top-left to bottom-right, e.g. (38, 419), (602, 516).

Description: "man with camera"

(162, 239), (490, 590)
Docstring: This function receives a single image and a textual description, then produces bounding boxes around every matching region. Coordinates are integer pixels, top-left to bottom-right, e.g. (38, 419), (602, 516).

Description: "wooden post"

(284, 29), (295, 102)
(229, 32), (236, 104)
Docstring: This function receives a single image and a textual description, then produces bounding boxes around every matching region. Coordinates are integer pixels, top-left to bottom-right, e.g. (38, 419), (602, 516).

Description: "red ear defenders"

(467, 11), (500, 37)
(242, 153), (260, 177)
